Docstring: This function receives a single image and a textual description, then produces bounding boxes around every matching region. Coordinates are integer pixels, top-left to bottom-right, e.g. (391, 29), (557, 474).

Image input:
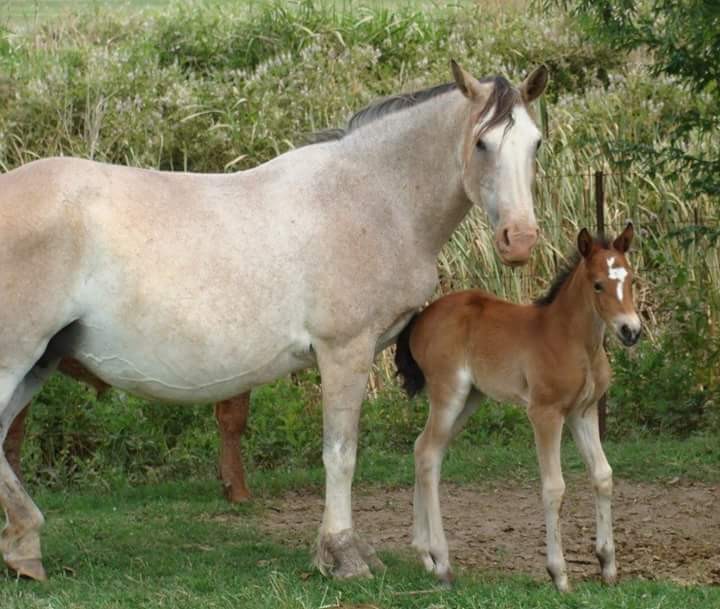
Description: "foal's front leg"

(528, 405), (569, 592)
(313, 334), (383, 579)
(567, 403), (616, 584)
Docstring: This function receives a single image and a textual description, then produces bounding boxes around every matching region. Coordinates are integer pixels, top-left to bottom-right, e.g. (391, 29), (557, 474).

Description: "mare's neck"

(337, 91), (473, 258)
(545, 263), (606, 356)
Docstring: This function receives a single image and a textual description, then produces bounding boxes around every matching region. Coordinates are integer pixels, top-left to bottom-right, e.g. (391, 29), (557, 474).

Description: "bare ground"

(258, 478), (720, 586)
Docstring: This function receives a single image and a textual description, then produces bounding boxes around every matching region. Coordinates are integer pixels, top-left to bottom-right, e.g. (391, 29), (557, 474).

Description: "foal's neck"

(546, 262), (606, 356)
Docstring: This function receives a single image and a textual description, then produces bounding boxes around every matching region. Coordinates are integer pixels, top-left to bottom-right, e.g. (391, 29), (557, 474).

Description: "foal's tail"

(394, 314), (425, 397)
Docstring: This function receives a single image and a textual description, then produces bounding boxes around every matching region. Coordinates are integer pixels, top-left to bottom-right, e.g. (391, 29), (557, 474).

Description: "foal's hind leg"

(413, 378), (477, 584)
(215, 393), (251, 503)
(0, 363), (57, 581)
(528, 404), (569, 592)
(567, 403), (616, 584)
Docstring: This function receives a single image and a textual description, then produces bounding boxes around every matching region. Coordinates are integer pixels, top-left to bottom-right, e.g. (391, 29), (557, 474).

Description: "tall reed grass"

(0, 1), (716, 482)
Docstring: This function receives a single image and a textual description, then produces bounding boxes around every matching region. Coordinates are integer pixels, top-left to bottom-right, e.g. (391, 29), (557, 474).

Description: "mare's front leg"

(313, 334), (383, 579)
(214, 393), (252, 503)
(567, 402), (616, 584)
(528, 404), (569, 592)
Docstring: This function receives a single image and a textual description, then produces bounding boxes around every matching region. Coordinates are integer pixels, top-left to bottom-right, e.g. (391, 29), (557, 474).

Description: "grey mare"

(0, 62), (547, 581)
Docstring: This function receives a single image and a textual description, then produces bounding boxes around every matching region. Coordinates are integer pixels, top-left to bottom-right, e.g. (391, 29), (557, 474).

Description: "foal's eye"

(594, 282), (603, 293)
(476, 139), (487, 151)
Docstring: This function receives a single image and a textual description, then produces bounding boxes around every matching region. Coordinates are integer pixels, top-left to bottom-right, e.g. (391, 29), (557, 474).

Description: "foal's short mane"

(304, 75), (520, 145)
(534, 237), (611, 307)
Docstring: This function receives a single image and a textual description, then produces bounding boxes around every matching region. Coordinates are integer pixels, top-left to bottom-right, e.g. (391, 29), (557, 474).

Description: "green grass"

(247, 431), (720, 499)
(2, 441), (719, 609)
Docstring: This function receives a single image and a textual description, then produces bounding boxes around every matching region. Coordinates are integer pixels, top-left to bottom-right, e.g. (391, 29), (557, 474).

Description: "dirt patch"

(258, 478), (720, 586)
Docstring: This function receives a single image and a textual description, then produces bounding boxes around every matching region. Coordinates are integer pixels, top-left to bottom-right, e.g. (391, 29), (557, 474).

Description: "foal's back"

(409, 289), (541, 405)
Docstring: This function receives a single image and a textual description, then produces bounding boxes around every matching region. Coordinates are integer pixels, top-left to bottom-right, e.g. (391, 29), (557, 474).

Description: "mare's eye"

(535, 139), (542, 152)
(476, 139), (486, 151)
(594, 282), (603, 293)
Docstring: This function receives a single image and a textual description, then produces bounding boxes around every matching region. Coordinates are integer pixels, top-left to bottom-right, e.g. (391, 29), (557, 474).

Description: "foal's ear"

(520, 65), (549, 104)
(577, 228), (593, 258)
(450, 59), (482, 100)
(613, 222), (634, 253)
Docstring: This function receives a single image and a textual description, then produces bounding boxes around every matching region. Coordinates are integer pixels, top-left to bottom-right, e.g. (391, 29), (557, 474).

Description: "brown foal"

(4, 359), (252, 503)
(395, 224), (641, 591)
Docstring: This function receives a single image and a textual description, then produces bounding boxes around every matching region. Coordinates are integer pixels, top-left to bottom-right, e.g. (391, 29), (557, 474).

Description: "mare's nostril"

(621, 325), (632, 341)
(503, 228), (511, 247)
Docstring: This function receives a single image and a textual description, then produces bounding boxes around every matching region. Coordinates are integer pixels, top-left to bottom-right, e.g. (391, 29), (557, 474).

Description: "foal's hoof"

(6, 558), (47, 581)
(602, 566), (618, 586)
(222, 482), (251, 504)
(314, 529), (383, 579)
(553, 575), (571, 593)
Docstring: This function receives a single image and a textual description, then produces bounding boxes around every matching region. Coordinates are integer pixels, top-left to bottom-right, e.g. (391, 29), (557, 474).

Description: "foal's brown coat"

(396, 225), (640, 591)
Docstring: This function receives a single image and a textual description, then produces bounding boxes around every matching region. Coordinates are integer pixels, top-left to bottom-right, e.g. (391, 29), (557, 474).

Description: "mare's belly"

(68, 322), (315, 402)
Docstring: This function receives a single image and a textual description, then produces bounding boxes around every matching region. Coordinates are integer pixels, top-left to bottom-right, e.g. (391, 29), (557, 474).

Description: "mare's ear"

(613, 222), (634, 253)
(520, 65), (548, 104)
(450, 59), (482, 100)
(577, 228), (593, 258)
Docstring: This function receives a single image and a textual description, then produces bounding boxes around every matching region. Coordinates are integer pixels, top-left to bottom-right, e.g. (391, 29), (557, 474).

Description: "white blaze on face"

(607, 256), (628, 302)
(476, 105), (541, 229)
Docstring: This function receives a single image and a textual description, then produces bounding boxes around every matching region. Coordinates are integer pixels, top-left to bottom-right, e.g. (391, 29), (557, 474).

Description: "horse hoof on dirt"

(222, 482), (251, 504)
(315, 529), (377, 579)
(354, 534), (385, 573)
(6, 558), (47, 581)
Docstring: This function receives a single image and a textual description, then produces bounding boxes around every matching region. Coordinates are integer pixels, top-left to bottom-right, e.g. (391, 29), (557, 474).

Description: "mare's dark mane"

(304, 75), (519, 145)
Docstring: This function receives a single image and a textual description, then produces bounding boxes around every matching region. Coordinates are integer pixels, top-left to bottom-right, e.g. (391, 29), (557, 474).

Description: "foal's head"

(578, 223), (641, 346)
(450, 61), (548, 266)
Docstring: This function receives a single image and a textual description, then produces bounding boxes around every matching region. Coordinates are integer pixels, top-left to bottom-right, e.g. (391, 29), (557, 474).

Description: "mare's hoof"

(354, 535), (385, 573)
(6, 558), (47, 581)
(315, 529), (381, 579)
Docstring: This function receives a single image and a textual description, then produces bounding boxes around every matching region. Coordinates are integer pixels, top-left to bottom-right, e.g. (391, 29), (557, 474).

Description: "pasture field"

(0, 0), (718, 607)
(1, 438), (719, 609)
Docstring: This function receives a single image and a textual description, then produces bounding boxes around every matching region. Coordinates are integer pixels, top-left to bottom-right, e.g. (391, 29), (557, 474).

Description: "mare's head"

(578, 223), (641, 346)
(451, 61), (548, 266)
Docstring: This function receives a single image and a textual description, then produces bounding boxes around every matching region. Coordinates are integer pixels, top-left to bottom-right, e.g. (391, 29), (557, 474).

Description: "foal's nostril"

(621, 325), (632, 341)
(503, 228), (511, 247)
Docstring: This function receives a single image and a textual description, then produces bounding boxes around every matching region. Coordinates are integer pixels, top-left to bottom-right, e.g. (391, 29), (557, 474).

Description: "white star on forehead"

(607, 256), (628, 302)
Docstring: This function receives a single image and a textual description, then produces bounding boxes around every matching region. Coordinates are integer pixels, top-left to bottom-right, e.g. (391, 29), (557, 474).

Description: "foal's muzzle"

(618, 323), (641, 346)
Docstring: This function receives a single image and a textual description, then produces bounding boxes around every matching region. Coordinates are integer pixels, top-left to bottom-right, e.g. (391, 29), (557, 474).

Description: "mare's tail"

(394, 314), (425, 397)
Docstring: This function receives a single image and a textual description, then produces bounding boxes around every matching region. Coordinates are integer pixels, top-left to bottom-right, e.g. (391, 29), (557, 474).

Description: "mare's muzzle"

(495, 223), (539, 266)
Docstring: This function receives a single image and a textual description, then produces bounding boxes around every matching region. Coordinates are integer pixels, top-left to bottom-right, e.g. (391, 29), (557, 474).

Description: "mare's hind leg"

(413, 378), (478, 584)
(567, 403), (616, 584)
(0, 362), (57, 581)
(5, 405), (29, 483)
(215, 393), (251, 503)
(528, 404), (569, 592)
